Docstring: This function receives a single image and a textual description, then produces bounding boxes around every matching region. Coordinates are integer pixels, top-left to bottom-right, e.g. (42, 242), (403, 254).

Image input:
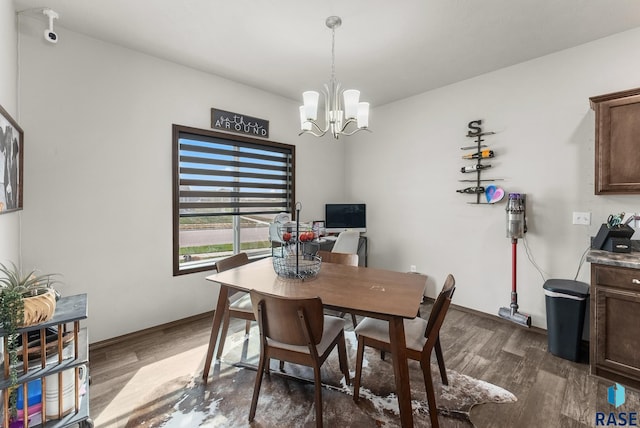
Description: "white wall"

(17, 16), (345, 343)
(17, 9), (640, 339)
(346, 27), (640, 329)
(0, 3), (21, 265)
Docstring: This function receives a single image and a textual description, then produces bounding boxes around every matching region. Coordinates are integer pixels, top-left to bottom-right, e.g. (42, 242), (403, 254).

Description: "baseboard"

(90, 300), (583, 352)
(453, 303), (547, 335)
(440, 301), (590, 351)
(89, 311), (214, 352)
(423, 297), (547, 336)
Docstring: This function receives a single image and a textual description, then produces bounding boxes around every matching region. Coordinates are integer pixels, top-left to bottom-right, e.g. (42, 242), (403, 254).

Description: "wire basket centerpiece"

(272, 252), (321, 279)
(271, 203), (321, 280)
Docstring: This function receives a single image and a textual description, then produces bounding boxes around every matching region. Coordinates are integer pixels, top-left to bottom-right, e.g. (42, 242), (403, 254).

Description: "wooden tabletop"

(206, 257), (426, 320)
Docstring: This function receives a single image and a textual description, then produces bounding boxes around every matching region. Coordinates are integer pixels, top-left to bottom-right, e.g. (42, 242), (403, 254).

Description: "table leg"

(389, 316), (413, 428)
(202, 285), (229, 382)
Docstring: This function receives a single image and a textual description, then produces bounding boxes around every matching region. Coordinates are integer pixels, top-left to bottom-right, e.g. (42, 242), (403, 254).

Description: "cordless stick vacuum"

(498, 193), (532, 327)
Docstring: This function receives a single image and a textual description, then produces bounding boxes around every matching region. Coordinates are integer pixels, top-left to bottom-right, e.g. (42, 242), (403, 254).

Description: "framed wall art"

(0, 104), (23, 214)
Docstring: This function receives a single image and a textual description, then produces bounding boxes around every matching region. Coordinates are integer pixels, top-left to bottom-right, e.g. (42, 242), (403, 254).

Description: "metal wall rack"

(458, 120), (502, 204)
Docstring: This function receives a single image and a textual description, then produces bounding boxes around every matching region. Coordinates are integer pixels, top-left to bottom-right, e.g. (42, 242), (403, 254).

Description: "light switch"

(572, 212), (591, 225)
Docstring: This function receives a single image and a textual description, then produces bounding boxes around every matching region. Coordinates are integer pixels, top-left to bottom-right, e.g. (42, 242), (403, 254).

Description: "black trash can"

(542, 279), (590, 362)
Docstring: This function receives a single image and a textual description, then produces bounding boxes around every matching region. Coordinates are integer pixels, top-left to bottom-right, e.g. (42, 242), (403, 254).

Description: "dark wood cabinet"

(590, 87), (640, 194)
(590, 263), (640, 389)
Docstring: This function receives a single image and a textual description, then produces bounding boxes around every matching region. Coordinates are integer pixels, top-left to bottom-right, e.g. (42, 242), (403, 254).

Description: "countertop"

(587, 247), (640, 269)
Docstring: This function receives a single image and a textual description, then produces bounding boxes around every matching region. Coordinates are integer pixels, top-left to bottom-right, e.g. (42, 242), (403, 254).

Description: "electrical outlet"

(410, 265), (417, 273)
(572, 211), (591, 225)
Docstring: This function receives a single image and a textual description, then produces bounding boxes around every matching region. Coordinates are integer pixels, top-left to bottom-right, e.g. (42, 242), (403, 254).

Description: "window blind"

(174, 126), (295, 217)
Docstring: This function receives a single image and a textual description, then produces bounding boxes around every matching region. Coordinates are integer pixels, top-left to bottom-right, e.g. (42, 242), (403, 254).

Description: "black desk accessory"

(592, 223), (634, 251)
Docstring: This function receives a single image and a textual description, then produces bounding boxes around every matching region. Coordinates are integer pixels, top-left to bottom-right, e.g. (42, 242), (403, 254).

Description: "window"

(172, 125), (295, 275)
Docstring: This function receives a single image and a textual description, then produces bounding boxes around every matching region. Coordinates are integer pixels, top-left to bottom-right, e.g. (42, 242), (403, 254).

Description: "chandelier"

(299, 16), (370, 139)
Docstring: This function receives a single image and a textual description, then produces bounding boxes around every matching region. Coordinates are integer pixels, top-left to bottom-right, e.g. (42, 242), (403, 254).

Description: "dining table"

(202, 256), (427, 428)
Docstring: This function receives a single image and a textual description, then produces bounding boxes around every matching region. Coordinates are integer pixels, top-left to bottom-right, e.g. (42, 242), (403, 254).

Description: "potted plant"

(0, 262), (60, 418)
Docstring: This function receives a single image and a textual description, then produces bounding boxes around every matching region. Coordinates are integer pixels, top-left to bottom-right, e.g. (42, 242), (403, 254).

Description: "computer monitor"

(325, 203), (366, 233)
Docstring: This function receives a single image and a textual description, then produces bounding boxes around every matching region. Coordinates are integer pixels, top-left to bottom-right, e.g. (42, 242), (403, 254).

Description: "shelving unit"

(458, 120), (502, 204)
(0, 294), (93, 428)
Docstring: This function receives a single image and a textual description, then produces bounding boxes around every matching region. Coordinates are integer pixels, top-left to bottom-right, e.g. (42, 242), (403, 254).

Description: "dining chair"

(331, 230), (360, 254)
(317, 250), (359, 327)
(248, 289), (351, 428)
(353, 274), (456, 428)
(214, 252), (254, 360)
(317, 249), (358, 266)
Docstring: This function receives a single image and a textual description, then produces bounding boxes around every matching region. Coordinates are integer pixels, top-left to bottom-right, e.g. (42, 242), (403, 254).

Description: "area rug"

(125, 330), (516, 427)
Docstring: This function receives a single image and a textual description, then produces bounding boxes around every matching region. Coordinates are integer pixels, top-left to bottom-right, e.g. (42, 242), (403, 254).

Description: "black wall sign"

(211, 108), (269, 138)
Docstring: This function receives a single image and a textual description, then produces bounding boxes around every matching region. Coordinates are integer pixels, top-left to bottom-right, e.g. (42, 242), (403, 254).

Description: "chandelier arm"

(323, 84), (331, 128)
(299, 129), (326, 137)
(339, 126), (372, 136)
(309, 119), (329, 134)
(303, 119), (329, 136)
(339, 118), (358, 133)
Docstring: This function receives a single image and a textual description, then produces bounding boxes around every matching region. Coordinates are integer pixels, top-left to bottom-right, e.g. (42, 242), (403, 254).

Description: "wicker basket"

(21, 288), (57, 327)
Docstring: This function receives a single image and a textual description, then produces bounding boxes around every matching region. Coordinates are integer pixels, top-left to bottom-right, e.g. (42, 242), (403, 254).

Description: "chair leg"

(421, 355), (439, 428)
(216, 304), (231, 360)
(249, 348), (267, 422)
(279, 360), (285, 372)
(380, 350), (385, 361)
(337, 332), (350, 385)
(351, 313), (358, 328)
(313, 364), (323, 428)
(244, 320), (251, 335)
(435, 336), (448, 385)
(353, 337), (365, 402)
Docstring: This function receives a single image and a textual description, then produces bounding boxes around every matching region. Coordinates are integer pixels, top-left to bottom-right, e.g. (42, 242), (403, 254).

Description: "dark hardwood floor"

(88, 302), (638, 427)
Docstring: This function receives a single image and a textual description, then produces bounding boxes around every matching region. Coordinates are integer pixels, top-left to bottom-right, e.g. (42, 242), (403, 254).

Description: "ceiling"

(12, 0), (640, 107)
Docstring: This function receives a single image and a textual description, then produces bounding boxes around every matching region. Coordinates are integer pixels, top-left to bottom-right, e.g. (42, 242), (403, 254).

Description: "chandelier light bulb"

(299, 106), (312, 131)
(357, 102), (370, 129)
(302, 91), (319, 120)
(343, 90), (360, 119)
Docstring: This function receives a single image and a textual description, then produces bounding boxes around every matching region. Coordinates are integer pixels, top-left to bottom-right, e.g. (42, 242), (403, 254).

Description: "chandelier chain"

(331, 26), (336, 83)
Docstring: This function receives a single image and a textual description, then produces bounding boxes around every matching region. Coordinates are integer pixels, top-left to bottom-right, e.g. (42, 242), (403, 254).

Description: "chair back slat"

(424, 274), (455, 350)
(317, 250), (359, 266)
(215, 252), (250, 273)
(425, 274), (455, 330)
(250, 290), (325, 346)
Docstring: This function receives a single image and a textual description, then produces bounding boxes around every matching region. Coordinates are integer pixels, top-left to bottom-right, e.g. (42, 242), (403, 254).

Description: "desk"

(202, 257), (426, 428)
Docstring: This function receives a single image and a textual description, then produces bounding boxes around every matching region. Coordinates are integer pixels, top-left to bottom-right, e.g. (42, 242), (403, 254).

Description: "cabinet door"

(591, 88), (640, 194)
(593, 285), (640, 379)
